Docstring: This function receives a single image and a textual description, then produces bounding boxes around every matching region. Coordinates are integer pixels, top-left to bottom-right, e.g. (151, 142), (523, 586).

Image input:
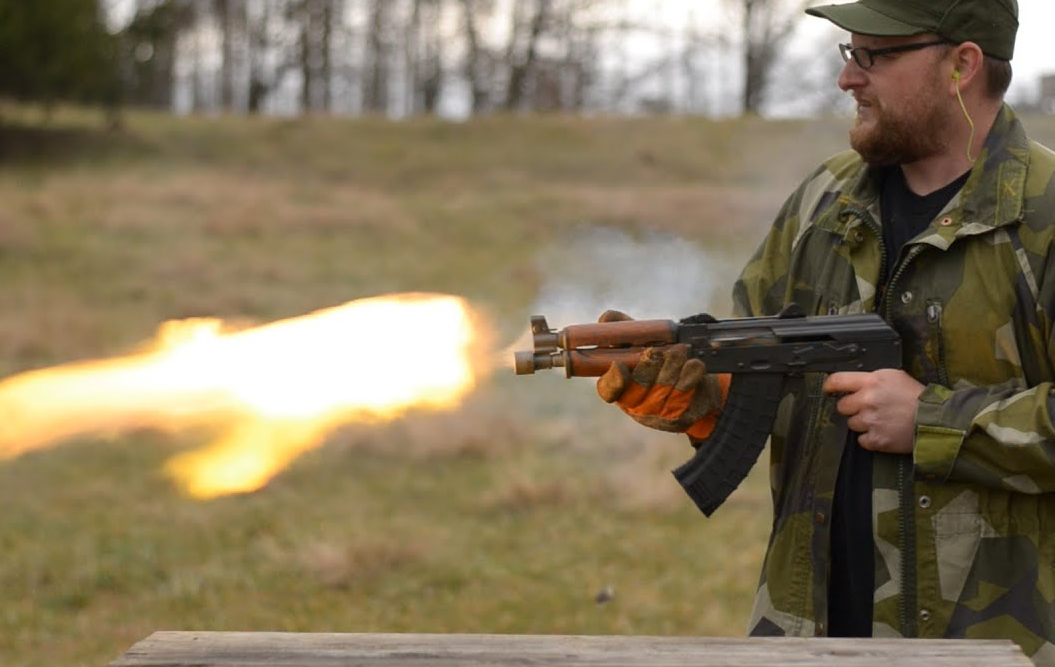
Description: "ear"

(948, 42), (985, 93)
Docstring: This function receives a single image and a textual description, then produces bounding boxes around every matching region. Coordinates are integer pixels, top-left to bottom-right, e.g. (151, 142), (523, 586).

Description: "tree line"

(0, 0), (825, 119)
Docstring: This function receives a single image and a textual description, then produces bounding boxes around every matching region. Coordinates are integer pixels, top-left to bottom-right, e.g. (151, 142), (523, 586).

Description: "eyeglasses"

(839, 39), (949, 70)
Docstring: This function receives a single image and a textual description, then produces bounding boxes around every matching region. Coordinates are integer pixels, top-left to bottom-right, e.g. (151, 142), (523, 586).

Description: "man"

(596, 0), (1055, 663)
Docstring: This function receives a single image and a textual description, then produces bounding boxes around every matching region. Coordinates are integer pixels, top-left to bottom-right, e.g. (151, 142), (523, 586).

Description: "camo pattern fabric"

(724, 105), (1055, 665)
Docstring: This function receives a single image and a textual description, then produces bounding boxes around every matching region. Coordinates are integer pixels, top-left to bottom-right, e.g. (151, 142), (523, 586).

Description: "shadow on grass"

(0, 120), (142, 165)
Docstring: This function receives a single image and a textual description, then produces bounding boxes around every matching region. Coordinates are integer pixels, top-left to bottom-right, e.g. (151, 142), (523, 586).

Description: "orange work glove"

(595, 310), (729, 440)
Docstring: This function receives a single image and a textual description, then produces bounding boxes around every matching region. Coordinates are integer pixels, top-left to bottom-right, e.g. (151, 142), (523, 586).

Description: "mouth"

(853, 96), (876, 120)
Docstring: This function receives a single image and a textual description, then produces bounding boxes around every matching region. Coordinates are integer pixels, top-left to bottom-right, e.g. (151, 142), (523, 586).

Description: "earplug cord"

(953, 71), (977, 163)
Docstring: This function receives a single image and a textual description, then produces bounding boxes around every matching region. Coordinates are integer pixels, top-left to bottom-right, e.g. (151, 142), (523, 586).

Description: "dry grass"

(300, 537), (431, 590)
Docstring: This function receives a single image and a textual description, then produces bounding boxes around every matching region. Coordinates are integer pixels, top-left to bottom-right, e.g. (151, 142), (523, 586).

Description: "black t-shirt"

(826, 165), (970, 637)
(879, 167), (971, 284)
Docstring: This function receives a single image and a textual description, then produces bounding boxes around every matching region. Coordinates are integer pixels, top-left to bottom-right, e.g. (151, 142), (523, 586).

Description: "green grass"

(2, 104), (1055, 667)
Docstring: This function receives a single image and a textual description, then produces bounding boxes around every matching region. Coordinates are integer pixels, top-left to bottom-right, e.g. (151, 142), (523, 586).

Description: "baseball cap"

(805, 0), (1019, 60)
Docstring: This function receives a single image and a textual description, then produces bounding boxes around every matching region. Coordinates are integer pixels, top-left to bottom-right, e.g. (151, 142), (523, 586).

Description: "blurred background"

(6, 0), (1055, 122)
(2, 2), (1055, 667)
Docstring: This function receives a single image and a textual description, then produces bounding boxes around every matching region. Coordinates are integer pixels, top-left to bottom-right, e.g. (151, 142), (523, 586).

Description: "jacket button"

(919, 495), (932, 509)
(901, 291), (914, 304)
(815, 511), (826, 524)
(919, 609), (931, 622)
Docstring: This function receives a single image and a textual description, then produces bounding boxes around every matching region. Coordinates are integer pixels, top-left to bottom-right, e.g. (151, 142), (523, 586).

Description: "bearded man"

(595, 0), (1055, 664)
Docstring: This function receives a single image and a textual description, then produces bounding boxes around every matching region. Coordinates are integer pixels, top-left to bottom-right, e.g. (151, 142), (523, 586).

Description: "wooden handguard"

(556, 319), (678, 349)
(561, 347), (651, 376)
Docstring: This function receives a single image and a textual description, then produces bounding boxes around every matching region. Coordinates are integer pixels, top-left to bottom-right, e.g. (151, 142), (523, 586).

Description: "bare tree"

(361, 0), (392, 113)
(319, 0), (341, 110)
(282, 0), (342, 113)
(544, 0), (604, 111)
(114, 0), (818, 119)
(768, 23), (850, 116)
(503, 0), (551, 111)
(458, 0), (496, 114)
(245, 0), (277, 114)
(680, 7), (708, 114)
(214, 0), (237, 110)
(119, 0), (195, 109)
(188, 0), (210, 112)
(404, 0), (447, 115)
(731, 0), (809, 115)
(499, 0), (614, 113)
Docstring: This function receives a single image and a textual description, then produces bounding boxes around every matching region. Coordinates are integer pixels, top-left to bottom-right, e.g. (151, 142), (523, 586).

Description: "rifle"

(513, 305), (902, 516)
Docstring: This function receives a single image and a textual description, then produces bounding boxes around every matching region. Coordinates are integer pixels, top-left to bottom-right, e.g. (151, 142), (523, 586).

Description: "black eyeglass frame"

(839, 39), (950, 70)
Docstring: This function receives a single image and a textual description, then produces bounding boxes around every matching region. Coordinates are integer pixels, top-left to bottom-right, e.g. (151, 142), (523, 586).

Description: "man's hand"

(823, 369), (925, 453)
(594, 310), (726, 439)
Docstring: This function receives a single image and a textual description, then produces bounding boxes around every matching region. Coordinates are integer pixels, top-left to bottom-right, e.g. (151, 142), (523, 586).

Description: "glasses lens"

(839, 44), (872, 69)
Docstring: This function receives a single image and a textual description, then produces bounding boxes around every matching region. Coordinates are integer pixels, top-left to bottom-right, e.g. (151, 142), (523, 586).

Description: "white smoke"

(531, 225), (740, 324)
(483, 225), (750, 445)
(486, 224), (747, 468)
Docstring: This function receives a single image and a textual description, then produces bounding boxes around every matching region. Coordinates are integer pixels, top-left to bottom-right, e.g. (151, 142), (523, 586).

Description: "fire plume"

(0, 293), (483, 498)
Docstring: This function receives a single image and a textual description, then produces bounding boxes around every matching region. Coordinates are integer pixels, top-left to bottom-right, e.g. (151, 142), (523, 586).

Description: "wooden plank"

(110, 631), (1034, 667)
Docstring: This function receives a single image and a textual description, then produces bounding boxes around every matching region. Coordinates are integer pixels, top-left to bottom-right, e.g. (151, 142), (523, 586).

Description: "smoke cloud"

(531, 225), (741, 323)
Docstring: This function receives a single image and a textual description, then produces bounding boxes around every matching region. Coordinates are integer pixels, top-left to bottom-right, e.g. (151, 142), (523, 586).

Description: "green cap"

(805, 0), (1019, 60)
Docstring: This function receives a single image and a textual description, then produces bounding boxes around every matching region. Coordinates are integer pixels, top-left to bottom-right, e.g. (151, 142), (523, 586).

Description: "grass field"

(2, 104), (1054, 667)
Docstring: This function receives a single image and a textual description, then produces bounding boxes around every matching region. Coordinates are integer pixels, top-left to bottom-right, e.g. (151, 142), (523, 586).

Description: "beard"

(849, 85), (953, 166)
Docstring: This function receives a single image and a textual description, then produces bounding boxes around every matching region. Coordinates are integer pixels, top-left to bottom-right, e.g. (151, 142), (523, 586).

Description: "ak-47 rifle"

(513, 305), (902, 516)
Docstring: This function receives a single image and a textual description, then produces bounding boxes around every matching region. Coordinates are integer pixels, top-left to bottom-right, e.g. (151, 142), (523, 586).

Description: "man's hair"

(984, 57), (1013, 99)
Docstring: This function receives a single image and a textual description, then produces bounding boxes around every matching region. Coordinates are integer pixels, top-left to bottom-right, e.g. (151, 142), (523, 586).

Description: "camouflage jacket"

(728, 105), (1055, 664)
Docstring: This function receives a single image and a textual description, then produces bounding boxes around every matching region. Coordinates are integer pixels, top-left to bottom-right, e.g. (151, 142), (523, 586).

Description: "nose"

(838, 60), (867, 92)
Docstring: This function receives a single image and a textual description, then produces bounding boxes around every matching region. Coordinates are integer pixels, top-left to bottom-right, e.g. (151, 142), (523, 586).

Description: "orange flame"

(0, 293), (484, 498)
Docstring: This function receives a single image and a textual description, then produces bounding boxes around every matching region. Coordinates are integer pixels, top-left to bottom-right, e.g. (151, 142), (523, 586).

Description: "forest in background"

(1, 0), (848, 122)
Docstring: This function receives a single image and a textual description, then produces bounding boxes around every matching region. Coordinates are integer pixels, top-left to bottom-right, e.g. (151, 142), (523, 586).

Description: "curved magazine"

(671, 373), (785, 517)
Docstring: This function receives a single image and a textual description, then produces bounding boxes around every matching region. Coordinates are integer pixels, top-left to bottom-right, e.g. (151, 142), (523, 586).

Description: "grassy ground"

(3, 104), (1054, 667)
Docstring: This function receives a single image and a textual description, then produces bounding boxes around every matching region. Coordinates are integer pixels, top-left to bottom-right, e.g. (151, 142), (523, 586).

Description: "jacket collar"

(957, 103), (1028, 232)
